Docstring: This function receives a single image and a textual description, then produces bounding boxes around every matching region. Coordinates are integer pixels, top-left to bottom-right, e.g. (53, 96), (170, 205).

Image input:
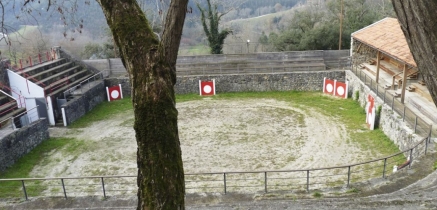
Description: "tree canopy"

(267, 0), (395, 51)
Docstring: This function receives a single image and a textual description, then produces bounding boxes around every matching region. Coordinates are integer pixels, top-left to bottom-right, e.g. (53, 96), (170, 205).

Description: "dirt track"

(28, 98), (372, 194)
(2, 98), (437, 209)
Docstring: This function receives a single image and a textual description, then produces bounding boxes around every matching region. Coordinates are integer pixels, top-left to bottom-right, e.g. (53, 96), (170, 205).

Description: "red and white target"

(366, 94), (376, 130)
(323, 78), (335, 95)
(335, 81), (348, 99)
(106, 84), (123, 101)
(199, 80), (216, 96)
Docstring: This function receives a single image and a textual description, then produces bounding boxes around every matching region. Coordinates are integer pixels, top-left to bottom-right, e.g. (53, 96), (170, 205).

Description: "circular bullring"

(37, 91), (401, 196)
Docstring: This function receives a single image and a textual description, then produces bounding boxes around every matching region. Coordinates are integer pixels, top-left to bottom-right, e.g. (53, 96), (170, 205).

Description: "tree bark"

(96, 0), (187, 209)
(391, 1), (437, 106)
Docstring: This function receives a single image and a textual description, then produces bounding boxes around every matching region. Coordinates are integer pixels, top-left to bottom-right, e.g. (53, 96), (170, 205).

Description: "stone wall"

(351, 39), (378, 66)
(346, 70), (422, 153)
(106, 71), (346, 96)
(0, 119), (49, 172)
(61, 81), (106, 125)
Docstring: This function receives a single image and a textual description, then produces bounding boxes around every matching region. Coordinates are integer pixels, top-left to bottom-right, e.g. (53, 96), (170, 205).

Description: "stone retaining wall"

(61, 81), (106, 125)
(346, 70), (422, 152)
(106, 71), (346, 96)
(0, 119), (49, 172)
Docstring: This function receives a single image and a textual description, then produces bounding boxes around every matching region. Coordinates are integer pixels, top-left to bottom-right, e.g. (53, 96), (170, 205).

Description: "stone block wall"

(0, 119), (49, 172)
(105, 71), (346, 96)
(61, 81), (106, 125)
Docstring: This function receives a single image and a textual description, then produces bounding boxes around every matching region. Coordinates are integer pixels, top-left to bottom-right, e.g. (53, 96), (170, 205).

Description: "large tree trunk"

(97, 0), (188, 209)
(391, 1), (437, 106)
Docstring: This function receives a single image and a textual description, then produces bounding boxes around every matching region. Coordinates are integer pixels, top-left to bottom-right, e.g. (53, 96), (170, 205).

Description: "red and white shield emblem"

(199, 80), (215, 96)
(106, 84), (123, 101)
(323, 78), (335, 95)
(335, 81), (348, 98)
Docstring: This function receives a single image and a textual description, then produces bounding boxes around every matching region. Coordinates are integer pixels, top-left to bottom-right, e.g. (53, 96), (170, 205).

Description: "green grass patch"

(178, 45), (211, 56)
(312, 191), (323, 198)
(69, 97), (133, 128)
(346, 188), (360, 193)
(0, 138), (82, 198)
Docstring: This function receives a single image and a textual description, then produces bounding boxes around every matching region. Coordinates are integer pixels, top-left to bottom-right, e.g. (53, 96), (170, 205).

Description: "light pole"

(338, 0), (343, 50)
(246, 40), (250, 54)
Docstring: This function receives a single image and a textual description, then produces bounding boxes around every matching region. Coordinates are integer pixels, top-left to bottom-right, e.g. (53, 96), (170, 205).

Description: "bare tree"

(391, 1), (437, 106)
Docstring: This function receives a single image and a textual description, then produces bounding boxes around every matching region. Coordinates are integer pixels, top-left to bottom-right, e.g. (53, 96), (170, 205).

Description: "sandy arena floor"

(33, 98), (372, 195)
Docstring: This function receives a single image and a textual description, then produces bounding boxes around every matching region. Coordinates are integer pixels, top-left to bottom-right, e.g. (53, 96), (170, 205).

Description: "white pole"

(119, 84), (123, 99)
(199, 80), (202, 95)
(213, 79), (216, 95)
(61, 108), (67, 127)
(106, 87), (110, 102)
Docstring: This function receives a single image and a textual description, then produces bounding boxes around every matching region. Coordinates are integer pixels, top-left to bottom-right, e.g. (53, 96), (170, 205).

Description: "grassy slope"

(0, 91), (400, 197)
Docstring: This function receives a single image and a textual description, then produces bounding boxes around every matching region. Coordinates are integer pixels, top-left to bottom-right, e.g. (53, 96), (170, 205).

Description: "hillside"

(0, 0), (302, 58)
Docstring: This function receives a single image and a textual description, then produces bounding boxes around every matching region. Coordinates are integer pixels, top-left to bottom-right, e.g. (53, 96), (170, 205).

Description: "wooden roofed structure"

(351, 17), (420, 103)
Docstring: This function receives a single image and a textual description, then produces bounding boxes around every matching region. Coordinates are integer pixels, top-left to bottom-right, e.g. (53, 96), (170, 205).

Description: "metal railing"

(63, 72), (103, 99)
(0, 88), (26, 109)
(6, 63), (47, 88)
(0, 136), (430, 199)
(352, 65), (435, 138)
(12, 50), (55, 70)
(0, 105), (40, 130)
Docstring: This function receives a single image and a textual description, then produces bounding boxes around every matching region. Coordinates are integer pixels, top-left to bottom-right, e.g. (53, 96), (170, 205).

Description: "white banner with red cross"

(106, 84), (123, 101)
(323, 78), (348, 99)
(366, 94), (376, 130)
(199, 79), (216, 96)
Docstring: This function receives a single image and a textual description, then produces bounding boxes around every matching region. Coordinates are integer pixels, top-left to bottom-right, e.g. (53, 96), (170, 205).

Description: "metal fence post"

(223, 173), (227, 194)
(403, 106), (406, 121)
(21, 180), (28, 201)
(383, 158), (387, 178)
(392, 96), (395, 110)
(306, 170), (310, 192)
(409, 149), (413, 168)
(101, 177), (106, 199)
(61, 178), (67, 199)
(376, 84), (378, 96)
(414, 116), (418, 133)
(425, 137), (429, 155)
(347, 166), (351, 187)
(11, 117), (15, 130)
(264, 172), (267, 193)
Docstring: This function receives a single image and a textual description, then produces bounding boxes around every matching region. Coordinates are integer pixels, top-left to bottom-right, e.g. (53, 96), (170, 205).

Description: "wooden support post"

(401, 64), (407, 103)
(376, 51), (381, 83)
(392, 76), (396, 90)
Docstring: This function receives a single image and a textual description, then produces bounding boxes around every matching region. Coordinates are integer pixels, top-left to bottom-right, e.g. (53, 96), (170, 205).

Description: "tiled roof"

(352, 17), (417, 67)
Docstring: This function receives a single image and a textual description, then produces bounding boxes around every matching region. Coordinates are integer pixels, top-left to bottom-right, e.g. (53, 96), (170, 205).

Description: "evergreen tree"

(197, 0), (232, 54)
